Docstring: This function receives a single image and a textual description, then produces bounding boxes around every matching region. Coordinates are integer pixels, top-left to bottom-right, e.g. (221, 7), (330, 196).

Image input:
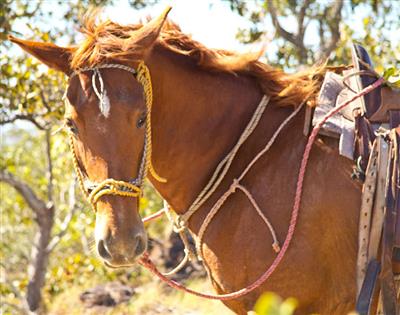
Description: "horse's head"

(10, 8), (171, 268)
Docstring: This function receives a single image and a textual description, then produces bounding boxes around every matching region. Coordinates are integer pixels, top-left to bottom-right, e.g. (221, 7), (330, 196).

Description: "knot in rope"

(173, 215), (187, 231)
(88, 179), (141, 206)
(272, 242), (281, 253)
(229, 179), (240, 194)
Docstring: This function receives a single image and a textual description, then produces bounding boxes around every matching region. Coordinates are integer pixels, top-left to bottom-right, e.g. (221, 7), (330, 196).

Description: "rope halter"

(65, 61), (166, 211)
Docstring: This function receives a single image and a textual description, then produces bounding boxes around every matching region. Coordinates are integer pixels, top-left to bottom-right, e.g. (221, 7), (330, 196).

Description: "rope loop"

(66, 61), (167, 214)
(138, 76), (385, 301)
(136, 61), (166, 183)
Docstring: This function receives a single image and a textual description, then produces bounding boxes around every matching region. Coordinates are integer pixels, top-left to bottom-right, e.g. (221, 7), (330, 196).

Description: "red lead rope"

(139, 77), (385, 300)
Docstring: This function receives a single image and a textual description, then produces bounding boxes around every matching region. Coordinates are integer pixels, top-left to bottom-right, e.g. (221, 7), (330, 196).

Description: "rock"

(148, 231), (206, 281)
(80, 282), (134, 308)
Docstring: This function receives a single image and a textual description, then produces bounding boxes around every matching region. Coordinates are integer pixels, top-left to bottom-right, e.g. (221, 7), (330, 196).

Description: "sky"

(3, 0), (399, 142)
(9, 0), (400, 63)
(107, 0), (254, 51)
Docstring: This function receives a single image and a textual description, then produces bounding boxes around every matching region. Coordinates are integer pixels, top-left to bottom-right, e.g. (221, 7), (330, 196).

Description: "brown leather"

(355, 127), (400, 314)
(354, 112), (376, 173)
(351, 44), (382, 118)
(390, 113), (400, 252)
(380, 130), (399, 314)
(391, 123), (400, 254)
(356, 259), (381, 315)
(303, 106), (314, 136)
(369, 88), (400, 123)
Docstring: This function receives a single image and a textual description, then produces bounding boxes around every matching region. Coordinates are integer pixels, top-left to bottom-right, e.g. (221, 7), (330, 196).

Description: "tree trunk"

(26, 206), (54, 313)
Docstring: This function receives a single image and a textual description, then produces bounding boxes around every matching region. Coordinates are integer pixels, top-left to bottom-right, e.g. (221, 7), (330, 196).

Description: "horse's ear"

(132, 6), (172, 52)
(8, 35), (74, 75)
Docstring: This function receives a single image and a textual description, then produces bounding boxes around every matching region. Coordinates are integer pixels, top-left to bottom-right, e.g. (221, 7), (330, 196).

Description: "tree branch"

(267, 0), (308, 62)
(45, 130), (54, 204)
(46, 180), (78, 253)
(267, 0), (299, 46)
(0, 114), (46, 130)
(298, 0), (312, 38)
(318, 0), (344, 62)
(0, 170), (48, 216)
(39, 90), (51, 114)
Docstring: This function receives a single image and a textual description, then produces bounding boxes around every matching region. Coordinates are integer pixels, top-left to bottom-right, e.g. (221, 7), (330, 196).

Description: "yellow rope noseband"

(65, 61), (165, 211)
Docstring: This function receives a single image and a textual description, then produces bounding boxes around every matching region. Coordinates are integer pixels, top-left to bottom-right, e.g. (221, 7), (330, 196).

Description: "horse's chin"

(103, 260), (136, 269)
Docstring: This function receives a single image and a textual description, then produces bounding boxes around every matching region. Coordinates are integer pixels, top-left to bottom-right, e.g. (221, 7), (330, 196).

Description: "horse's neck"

(147, 47), (264, 213)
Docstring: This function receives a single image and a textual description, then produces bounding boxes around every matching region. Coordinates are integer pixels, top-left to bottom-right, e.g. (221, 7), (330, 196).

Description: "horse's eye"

(136, 114), (146, 128)
(65, 118), (78, 134)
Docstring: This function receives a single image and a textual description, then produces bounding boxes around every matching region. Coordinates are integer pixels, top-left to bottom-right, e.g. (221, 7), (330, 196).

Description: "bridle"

(65, 61), (165, 212)
(63, 59), (386, 300)
(64, 59), (290, 266)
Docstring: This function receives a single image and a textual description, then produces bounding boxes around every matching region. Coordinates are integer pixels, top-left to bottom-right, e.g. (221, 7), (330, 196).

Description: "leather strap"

(357, 140), (379, 292)
(368, 136), (390, 261)
(356, 259), (381, 315)
(354, 112), (376, 172)
(380, 130), (399, 314)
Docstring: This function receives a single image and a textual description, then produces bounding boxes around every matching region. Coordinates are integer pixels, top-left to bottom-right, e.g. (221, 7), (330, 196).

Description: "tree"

(228, 0), (400, 69)
(0, 1), (111, 313)
(0, 127), (80, 313)
(1, 1), (165, 312)
(1, 1), (398, 313)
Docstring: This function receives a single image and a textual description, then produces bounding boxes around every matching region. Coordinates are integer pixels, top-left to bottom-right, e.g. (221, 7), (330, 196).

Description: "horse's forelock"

(71, 11), (326, 108)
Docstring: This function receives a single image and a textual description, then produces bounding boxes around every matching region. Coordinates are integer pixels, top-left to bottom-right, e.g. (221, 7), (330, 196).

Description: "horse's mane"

(71, 12), (327, 107)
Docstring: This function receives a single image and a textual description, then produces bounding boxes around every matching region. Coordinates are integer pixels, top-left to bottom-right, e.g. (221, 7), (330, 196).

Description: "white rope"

(194, 101), (306, 259)
(69, 64), (137, 118)
(160, 201), (196, 276)
(179, 95), (271, 225)
(70, 63), (137, 79)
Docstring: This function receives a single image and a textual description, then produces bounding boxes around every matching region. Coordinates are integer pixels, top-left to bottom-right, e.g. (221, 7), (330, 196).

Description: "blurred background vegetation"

(1, 0), (399, 314)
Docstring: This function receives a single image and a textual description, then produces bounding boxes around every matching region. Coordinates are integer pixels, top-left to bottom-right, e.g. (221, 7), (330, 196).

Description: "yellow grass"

(48, 277), (233, 315)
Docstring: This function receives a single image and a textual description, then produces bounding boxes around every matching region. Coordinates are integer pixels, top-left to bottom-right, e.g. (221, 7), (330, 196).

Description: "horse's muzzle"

(95, 226), (147, 267)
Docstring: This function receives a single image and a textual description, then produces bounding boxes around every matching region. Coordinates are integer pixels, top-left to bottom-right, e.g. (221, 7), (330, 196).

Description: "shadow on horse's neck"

(146, 45), (289, 215)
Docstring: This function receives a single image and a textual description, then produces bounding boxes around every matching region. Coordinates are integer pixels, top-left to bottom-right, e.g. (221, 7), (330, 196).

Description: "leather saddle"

(308, 42), (399, 314)
(346, 44), (400, 315)
(338, 44), (400, 124)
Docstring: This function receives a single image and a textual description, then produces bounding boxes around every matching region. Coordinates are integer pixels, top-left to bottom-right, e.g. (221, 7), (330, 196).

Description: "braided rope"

(195, 101), (305, 257)
(67, 131), (97, 212)
(180, 95), (271, 224)
(88, 179), (141, 204)
(66, 59), (385, 300)
(66, 62), (165, 212)
(136, 62), (166, 183)
(70, 63), (138, 79)
(138, 77), (385, 300)
(161, 202), (195, 276)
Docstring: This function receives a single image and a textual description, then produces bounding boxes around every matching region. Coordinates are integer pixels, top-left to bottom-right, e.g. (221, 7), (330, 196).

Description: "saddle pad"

(313, 71), (355, 159)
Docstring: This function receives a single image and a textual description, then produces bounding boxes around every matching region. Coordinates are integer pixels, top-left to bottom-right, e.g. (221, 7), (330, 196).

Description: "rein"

(138, 77), (385, 301)
(64, 60), (384, 300)
(66, 62), (165, 213)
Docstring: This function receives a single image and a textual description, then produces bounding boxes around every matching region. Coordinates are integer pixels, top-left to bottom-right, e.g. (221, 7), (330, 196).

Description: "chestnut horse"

(10, 8), (362, 314)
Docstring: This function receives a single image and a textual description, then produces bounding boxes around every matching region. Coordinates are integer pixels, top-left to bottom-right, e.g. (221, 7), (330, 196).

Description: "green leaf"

(383, 67), (396, 80)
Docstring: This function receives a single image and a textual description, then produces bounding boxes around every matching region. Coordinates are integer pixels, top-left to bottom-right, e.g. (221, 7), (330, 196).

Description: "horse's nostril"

(134, 235), (146, 257)
(97, 239), (112, 259)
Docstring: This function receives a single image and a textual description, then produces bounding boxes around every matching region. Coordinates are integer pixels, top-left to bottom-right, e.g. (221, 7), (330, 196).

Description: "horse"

(10, 8), (364, 314)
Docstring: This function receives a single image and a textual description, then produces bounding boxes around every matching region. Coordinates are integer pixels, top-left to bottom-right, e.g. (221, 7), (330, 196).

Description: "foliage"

(254, 292), (297, 315)
(383, 67), (400, 88)
(1, 0), (399, 314)
(228, 0), (400, 71)
(0, 1), (163, 313)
